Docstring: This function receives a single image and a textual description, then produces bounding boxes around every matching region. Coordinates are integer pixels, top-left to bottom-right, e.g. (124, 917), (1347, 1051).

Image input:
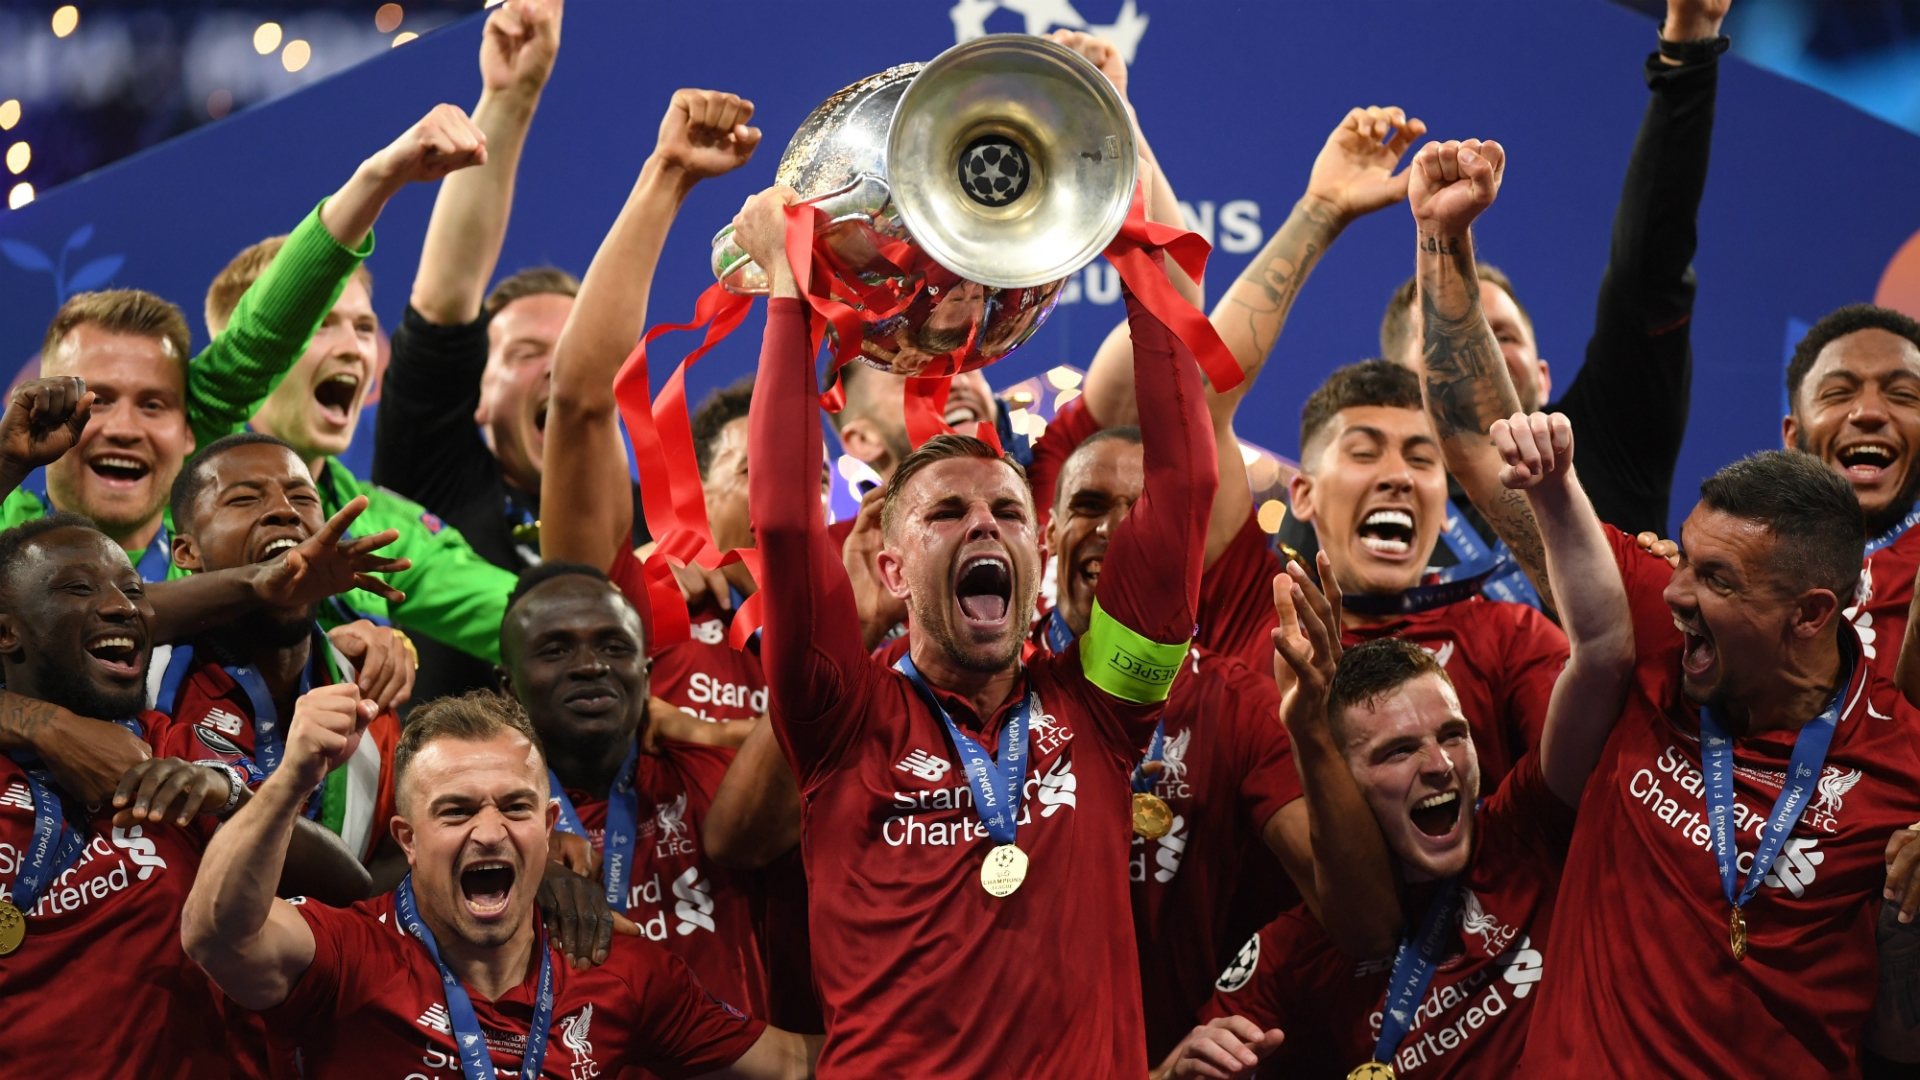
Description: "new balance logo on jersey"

(0, 782), (30, 809)
(200, 707), (246, 738)
(416, 1003), (452, 1034)
(896, 749), (952, 783)
(689, 619), (726, 645)
(1216, 933), (1260, 993)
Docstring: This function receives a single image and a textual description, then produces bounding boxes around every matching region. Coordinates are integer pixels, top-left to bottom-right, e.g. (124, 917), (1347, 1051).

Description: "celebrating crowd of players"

(9, 0), (1920, 1076)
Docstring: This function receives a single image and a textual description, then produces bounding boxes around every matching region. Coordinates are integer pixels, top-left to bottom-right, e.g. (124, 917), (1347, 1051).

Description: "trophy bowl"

(710, 35), (1137, 378)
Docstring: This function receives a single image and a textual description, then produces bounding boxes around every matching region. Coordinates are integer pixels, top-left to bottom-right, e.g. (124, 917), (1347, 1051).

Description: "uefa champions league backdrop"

(3, 0), (1920, 539)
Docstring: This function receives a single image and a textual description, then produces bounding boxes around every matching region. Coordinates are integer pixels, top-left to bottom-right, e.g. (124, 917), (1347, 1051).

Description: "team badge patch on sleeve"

(1216, 933), (1260, 993)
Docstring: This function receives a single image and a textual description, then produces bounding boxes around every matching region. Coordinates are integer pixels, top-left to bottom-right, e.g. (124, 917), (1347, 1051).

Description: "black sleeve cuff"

(1656, 33), (1730, 66)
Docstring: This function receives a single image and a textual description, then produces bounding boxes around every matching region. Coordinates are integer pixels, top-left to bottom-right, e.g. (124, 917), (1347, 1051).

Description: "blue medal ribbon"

(1698, 655), (1853, 919)
(1866, 502), (1920, 557)
(894, 655), (1032, 847)
(394, 875), (554, 1080)
(1369, 877), (1465, 1069)
(1434, 499), (1542, 610)
(599, 742), (642, 913)
(6, 718), (144, 913)
(548, 775), (588, 839)
(173, 629), (329, 819)
(1044, 608), (1075, 657)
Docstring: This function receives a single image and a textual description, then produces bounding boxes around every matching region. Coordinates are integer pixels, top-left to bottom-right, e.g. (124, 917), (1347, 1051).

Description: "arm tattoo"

(1419, 238), (1559, 616)
(1220, 198), (1344, 361)
(0, 690), (59, 745)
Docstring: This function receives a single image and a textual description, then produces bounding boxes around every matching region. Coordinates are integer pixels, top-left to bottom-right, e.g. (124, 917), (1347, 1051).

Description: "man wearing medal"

(1166, 408), (1634, 1079)
(736, 166), (1213, 1076)
(182, 688), (820, 1079)
(0, 508), (373, 1079)
(1407, 128), (1920, 1077)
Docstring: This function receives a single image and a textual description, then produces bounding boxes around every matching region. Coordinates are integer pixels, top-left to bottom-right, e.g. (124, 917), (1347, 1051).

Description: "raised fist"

(365, 103), (488, 188)
(1408, 138), (1505, 238)
(1047, 29), (1128, 100)
(480, 0), (563, 96)
(0, 375), (94, 473)
(285, 683), (373, 789)
(654, 89), (761, 184)
(1490, 411), (1574, 490)
(1305, 106), (1426, 224)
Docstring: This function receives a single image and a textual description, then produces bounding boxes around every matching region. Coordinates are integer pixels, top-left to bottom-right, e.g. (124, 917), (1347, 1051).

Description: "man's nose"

(91, 398), (144, 442)
(964, 504), (1002, 541)
(469, 808), (512, 846)
(258, 488), (302, 526)
(1849, 390), (1893, 428)
(1419, 741), (1455, 779)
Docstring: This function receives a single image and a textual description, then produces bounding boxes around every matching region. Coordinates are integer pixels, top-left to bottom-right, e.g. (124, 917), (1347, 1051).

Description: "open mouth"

(85, 632), (143, 678)
(955, 554), (1013, 625)
(256, 536), (302, 563)
(1409, 791), (1461, 837)
(313, 373), (361, 427)
(533, 400), (549, 435)
(87, 454), (150, 487)
(944, 401), (982, 427)
(1836, 442), (1899, 483)
(1357, 508), (1416, 558)
(460, 860), (516, 917)
(1675, 614), (1716, 676)
(1073, 553), (1103, 594)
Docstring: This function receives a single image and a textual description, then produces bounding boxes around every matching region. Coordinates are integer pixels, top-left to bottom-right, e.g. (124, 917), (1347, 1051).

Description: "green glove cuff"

(1080, 599), (1188, 704)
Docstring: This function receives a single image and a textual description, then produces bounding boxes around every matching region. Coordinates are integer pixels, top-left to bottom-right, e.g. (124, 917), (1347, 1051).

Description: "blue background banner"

(3, 0), (1918, 539)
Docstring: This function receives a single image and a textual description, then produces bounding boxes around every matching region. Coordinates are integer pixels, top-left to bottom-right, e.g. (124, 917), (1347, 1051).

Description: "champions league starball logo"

(949, 0), (1149, 62)
(959, 137), (1030, 206)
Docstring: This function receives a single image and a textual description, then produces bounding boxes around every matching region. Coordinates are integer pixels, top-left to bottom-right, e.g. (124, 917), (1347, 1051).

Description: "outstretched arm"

(1271, 555), (1401, 957)
(1083, 107), (1422, 567)
(410, 0), (562, 324)
(182, 685), (372, 1009)
(1490, 413), (1635, 804)
(737, 187), (871, 753)
(1409, 138), (1559, 618)
(1086, 272), (1218, 705)
(541, 90), (760, 569)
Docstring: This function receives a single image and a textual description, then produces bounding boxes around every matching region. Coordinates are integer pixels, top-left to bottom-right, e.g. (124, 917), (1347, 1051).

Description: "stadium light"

(393, 31), (419, 47)
(51, 6), (77, 38)
(254, 22), (283, 55)
(0, 101), (18, 131)
(6, 142), (28, 175)
(376, 4), (405, 33)
(9, 182), (33, 210)
(283, 40), (312, 73)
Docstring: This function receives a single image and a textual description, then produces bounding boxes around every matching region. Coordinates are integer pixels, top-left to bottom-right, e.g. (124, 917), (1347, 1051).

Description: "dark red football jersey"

(1519, 526), (1920, 1078)
(267, 892), (766, 1079)
(1202, 751), (1571, 1078)
(1843, 520), (1918, 687)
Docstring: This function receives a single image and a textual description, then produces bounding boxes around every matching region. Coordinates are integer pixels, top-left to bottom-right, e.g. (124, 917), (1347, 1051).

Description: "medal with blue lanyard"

(0, 718), (142, 955)
(157, 630), (330, 820)
(1348, 878), (1465, 1079)
(1049, 610), (1176, 839)
(395, 875), (554, 1080)
(1698, 651), (1853, 961)
(894, 655), (1035, 897)
(545, 743), (642, 912)
(1866, 503), (1920, 557)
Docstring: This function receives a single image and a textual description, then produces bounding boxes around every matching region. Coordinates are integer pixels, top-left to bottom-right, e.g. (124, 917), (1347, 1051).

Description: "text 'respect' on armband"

(1080, 600), (1187, 704)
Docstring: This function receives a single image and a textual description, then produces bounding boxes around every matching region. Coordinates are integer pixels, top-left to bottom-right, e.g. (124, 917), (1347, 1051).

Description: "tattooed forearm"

(0, 689), (61, 747)
(1486, 488), (1559, 618)
(1218, 197), (1345, 364)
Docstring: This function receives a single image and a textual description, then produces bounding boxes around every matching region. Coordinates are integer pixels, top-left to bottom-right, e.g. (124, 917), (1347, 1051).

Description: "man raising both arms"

(738, 165), (1214, 1076)
(1173, 411), (1634, 1079)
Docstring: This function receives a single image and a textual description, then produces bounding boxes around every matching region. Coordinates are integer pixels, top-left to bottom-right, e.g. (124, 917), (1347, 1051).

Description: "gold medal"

(0, 900), (24, 956)
(1347, 1062), (1396, 1080)
(1132, 792), (1173, 839)
(980, 843), (1029, 897)
(1728, 906), (1747, 961)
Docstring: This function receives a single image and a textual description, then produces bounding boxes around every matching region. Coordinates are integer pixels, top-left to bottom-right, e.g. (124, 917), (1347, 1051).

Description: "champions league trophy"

(709, 35), (1139, 378)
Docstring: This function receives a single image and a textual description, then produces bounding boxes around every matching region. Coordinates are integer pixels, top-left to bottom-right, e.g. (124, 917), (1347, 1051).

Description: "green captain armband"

(1080, 600), (1189, 704)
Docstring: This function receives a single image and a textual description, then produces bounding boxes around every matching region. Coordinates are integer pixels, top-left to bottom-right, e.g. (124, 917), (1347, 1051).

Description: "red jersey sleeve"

(1216, 653), (1300, 829)
(1028, 394), (1103, 527)
(1475, 749), (1578, 861)
(618, 939), (769, 1079)
(1494, 603), (1571, 760)
(749, 298), (876, 780)
(272, 898), (395, 1029)
(1196, 509), (1285, 671)
(1605, 522), (1686, 675)
(1197, 912), (1334, 1074)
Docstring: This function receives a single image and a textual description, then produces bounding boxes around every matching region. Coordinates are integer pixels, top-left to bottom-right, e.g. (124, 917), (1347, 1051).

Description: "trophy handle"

(710, 174), (896, 296)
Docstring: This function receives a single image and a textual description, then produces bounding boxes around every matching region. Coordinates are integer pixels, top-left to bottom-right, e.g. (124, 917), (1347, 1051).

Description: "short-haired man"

(736, 163), (1215, 1076)
(182, 688), (817, 1079)
(498, 562), (768, 1014)
(1174, 410), (1634, 1079)
(164, 432), (412, 867)
(1039, 422), (1316, 1061)
(207, 132), (523, 703)
(0, 103), (484, 587)
(0, 514), (368, 1079)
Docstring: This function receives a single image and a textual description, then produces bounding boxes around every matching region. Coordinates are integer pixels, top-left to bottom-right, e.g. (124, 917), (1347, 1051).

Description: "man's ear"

(875, 548), (912, 601)
(0, 613), (23, 660)
(1534, 358), (1552, 404)
(171, 533), (203, 573)
(1287, 472), (1318, 524)
(1792, 588), (1843, 640)
(494, 664), (515, 698)
(836, 418), (889, 468)
(391, 815), (416, 863)
(1782, 411), (1800, 451)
